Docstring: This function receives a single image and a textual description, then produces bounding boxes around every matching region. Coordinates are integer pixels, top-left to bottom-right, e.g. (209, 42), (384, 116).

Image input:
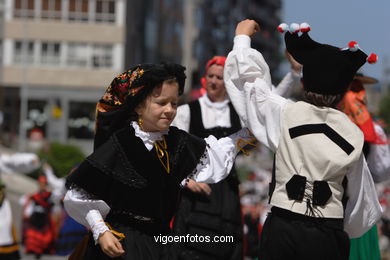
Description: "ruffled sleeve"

(64, 187), (110, 243)
(184, 128), (255, 184)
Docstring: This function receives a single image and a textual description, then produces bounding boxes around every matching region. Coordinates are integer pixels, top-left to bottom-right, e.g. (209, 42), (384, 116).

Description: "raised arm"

(224, 20), (288, 151)
(273, 51), (302, 97)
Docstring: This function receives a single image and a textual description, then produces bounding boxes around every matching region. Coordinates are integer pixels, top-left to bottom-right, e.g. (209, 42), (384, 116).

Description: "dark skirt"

(171, 178), (243, 260)
(83, 222), (171, 260)
(259, 207), (350, 260)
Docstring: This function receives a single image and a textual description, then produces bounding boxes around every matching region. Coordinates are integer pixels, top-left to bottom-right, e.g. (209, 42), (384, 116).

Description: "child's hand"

(235, 19), (260, 37)
(98, 231), (125, 258)
(186, 179), (212, 195)
(285, 50), (302, 73)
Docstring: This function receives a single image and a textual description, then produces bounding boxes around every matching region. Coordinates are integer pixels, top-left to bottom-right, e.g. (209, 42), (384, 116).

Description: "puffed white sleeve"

(184, 128), (255, 185)
(64, 187), (111, 243)
(367, 124), (390, 183)
(171, 104), (190, 132)
(343, 153), (382, 238)
(0, 153), (40, 174)
(224, 35), (288, 152)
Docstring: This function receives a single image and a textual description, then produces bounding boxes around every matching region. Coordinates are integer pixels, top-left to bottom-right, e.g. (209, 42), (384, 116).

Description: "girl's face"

(136, 81), (179, 132)
(205, 64), (226, 102)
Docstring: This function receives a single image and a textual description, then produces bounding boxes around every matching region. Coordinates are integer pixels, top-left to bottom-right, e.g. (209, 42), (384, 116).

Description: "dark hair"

(303, 90), (345, 108)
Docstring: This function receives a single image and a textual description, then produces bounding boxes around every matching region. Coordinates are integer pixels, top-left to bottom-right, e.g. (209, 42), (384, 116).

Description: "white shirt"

(64, 121), (252, 242)
(367, 123), (390, 182)
(172, 72), (300, 132)
(0, 199), (14, 245)
(224, 34), (382, 238)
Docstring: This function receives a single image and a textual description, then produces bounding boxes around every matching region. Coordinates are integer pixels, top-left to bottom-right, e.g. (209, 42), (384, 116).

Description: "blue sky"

(282, 0), (390, 82)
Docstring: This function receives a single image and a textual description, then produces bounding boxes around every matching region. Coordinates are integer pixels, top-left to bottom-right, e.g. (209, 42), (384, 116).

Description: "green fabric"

(349, 225), (380, 260)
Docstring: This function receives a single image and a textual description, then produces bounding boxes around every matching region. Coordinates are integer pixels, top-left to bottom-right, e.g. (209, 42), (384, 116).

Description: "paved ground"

(20, 253), (68, 260)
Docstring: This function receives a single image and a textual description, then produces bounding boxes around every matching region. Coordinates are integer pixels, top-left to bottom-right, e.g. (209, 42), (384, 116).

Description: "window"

(14, 0), (35, 18)
(68, 0), (89, 22)
(68, 102), (95, 139)
(41, 42), (61, 65)
(67, 43), (88, 67)
(92, 44), (113, 68)
(95, 0), (115, 23)
(41, 0), (62, 20)
(14, 41), (35, 64)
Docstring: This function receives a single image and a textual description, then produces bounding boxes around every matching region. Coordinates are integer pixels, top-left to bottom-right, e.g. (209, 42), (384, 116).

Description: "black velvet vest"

(188, 100), (241, 139)
(66, 126), (206, 228)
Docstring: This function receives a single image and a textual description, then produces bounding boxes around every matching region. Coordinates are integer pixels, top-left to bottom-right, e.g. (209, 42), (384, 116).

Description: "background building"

(0, 0), (126, 153)
(125, 0), (283, 100)
(0, 0), (282, 154)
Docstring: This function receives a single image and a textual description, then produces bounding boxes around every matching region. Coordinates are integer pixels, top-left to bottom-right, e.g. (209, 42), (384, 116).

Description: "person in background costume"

(23, 175), (56, 259)
(41, 163), (88, 256)
(0, 152), (39, 260)
(338, 73), (390, 260)
(224, 19), (382, 260)
(0, 181), (20, 260)
(63, 63), (254, 260)
(170, 53), (300, 260)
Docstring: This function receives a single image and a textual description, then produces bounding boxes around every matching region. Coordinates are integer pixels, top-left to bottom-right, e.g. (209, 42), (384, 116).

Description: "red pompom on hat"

(300, 23), (311, 32)
(284, 26), (370, 95)
(348, 41), (359, 52)
(289, 23), (300, 34)
(367, 53), (378, 64)
(277, 23), (289, 33)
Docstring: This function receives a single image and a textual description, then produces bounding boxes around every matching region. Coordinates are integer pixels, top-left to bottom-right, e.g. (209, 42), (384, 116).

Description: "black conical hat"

(285, 31), (368, 95)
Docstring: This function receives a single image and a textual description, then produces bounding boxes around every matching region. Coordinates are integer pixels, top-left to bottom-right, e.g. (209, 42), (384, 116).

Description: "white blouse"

(172, 71), (300, 132)
(224, 35), (382, 238)
(367, 123), (390, 183)
(0, 152), (39, 175)
(64, 121), (252, 242)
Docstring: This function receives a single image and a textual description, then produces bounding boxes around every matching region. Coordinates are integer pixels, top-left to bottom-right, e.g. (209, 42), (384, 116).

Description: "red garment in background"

(338, 89), (386, 144)
(23, 191), (56, 255)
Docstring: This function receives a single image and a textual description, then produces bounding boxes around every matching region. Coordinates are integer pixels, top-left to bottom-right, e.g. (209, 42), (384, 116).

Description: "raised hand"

(235, 19), (260, 37)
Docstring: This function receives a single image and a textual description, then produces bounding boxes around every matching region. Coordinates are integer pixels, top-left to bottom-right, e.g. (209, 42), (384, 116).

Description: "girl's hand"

(235, 19), (260, 37)
(98, 231), (125, 258)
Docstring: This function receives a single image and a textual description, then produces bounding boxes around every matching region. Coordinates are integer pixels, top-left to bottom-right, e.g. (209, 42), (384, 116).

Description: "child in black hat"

(224, 19), (382, 260)
(64, 63), (253, 260)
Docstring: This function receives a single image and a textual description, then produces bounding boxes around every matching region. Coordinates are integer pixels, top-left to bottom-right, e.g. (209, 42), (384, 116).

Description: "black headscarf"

(94, 63), (186, 149)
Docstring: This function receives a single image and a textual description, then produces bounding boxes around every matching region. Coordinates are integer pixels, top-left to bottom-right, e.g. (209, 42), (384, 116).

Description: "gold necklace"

(154, 136), (170, 174)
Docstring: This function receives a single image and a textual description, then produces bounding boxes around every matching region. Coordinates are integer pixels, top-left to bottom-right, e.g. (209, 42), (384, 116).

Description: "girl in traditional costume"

(64, 63), (252, 259)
